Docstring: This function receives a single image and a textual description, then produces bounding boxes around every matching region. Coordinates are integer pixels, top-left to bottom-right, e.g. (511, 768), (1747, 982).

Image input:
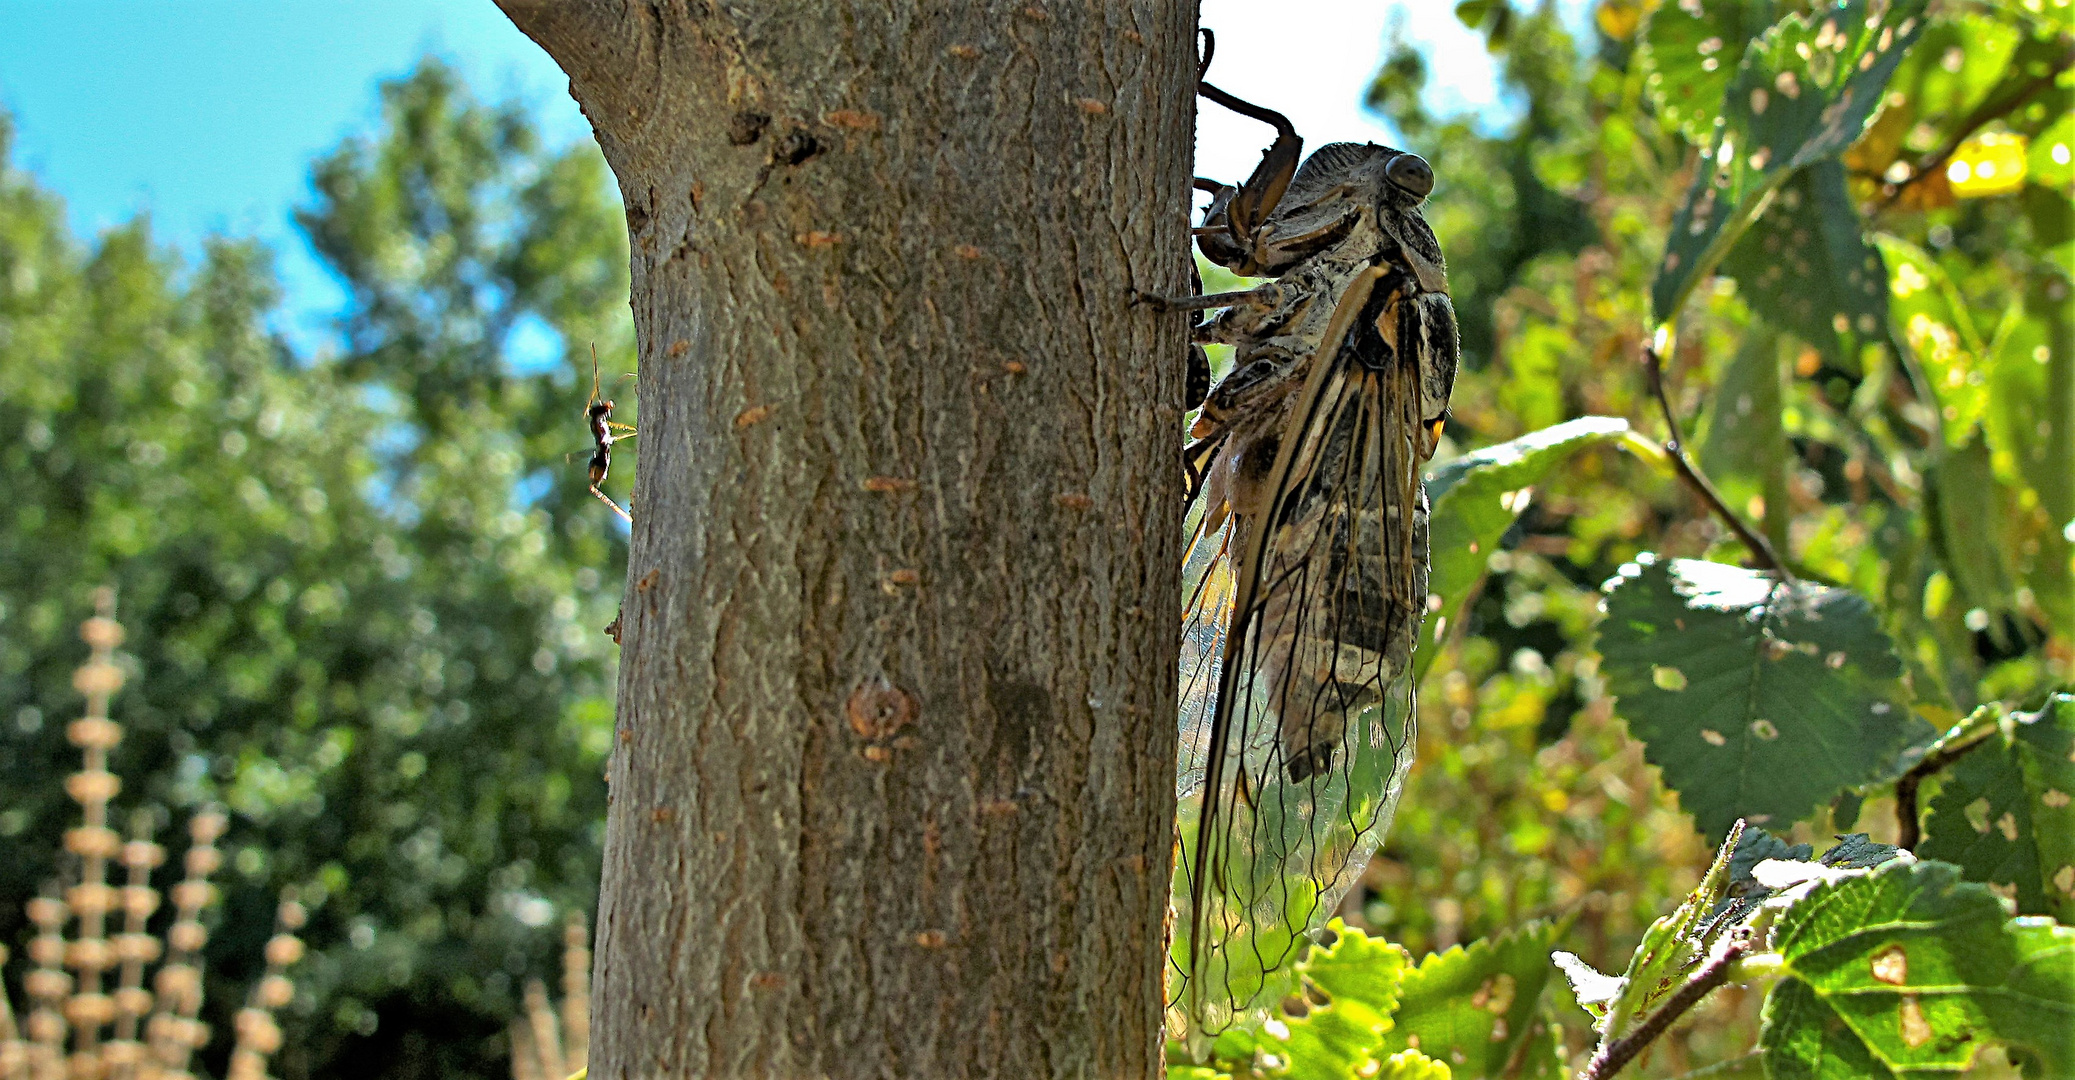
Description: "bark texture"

(495, 3), (1194, 1076)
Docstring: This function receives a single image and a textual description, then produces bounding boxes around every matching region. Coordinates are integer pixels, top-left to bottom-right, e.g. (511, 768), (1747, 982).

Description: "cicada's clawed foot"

(1132, 283), (1280, 314)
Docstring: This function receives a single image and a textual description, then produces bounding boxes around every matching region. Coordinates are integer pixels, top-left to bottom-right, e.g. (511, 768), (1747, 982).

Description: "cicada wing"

(1179, 499), (1235, 801)
(1169, 314), (1429, 1046)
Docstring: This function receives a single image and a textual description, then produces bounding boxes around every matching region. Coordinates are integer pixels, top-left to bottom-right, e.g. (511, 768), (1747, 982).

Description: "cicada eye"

(1384, 153), (1434, 199)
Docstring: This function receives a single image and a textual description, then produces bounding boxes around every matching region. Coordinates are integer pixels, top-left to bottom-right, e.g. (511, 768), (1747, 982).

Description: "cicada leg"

(1195, 82), (1302, 277)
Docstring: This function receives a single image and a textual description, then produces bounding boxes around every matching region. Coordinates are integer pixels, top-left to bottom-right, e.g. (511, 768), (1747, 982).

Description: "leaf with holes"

(1376, 921), (1563, 1079)
(1922, 695), (2075, 922)
(1598, 557), (1926, 839)
(1639, 0), (1779, 145)
(1721, 161), (1889, 370)
(1652, 0), (1928, 323)
(1422, 416), (1638, 672)
(1761, 859), (2075, 1078)
(2013, 697), (2075, 922)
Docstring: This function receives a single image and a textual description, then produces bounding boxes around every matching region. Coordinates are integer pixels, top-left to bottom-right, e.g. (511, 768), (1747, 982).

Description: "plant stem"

(1642, 345), (1792, 578)
(1894, 724), (2000, 850)
(1580, 935), (1754, 1080)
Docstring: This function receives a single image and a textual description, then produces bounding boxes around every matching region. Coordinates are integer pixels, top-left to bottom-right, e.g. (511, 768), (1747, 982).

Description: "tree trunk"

(494, 3), (1195, 1076)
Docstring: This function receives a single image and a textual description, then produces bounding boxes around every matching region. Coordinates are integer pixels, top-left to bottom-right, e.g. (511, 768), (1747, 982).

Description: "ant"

(575, 345), (637, 523)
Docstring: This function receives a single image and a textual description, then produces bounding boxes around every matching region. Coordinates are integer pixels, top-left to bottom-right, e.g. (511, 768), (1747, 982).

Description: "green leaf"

(1924, 433), (2025, 638)
(1764, 859), (2075, 1077)
(1422, 417), (1637, 663)
(1374, 1049), (1456, 1080)
(1920, 722), (2043, 911)
(1922, 695), (2075, 921)
(1263, 923), (1412, 1080)
(1598, 557), (1927, 839)
(2029, 111), (2074, 190)
(1760, 977), (1903, 1079)
(1720, 160), (1889, 370)
(1714, 824), (1816, 923)
(2013, 697), (2075, 921)
(1821, 833), (1903, 871)
(1716, 828), (1906, 926)
(1638, 0), (1779, 145)
(1375, 921), (1561, 1079)
(1698, 326), (1787, 491)
(1898, 14), (2024, 129)
(1652, 0), (1928, 323)
(1984, 289), (2075, 630)
(1875, 233), (1988, 446)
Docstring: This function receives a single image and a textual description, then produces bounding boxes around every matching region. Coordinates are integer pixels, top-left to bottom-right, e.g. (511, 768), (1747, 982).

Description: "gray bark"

(494, 3), (1195, 1076)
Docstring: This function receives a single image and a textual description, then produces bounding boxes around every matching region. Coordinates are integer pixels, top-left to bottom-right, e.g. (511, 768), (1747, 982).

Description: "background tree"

(0, 61), (631, 1079)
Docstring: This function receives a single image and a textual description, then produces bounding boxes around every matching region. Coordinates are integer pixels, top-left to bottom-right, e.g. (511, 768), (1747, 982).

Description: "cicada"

(1154, 78), (1458, 1043)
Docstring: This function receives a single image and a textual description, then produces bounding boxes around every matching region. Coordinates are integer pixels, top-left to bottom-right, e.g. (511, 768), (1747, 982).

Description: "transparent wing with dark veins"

(1170, 271), (1439, 1042)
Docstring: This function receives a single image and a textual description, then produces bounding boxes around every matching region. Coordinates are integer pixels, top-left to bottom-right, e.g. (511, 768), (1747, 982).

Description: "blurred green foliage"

(1310, 0), (2073, 1073)
(0, 61), (631, 1080)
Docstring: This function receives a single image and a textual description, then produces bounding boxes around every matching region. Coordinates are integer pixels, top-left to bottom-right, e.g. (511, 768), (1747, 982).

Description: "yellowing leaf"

(1947, 132), (2029, 198)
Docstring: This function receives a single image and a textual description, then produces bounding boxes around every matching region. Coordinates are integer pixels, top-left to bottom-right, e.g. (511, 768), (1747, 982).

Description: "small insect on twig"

(575, 345), (637, 523)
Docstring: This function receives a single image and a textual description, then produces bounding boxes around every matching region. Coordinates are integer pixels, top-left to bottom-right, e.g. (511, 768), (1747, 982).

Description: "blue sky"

(0, 1), (1540, 355)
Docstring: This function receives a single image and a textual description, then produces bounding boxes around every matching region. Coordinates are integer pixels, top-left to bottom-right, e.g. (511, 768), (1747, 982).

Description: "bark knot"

(846, 677), (918, 740)
(726, 111), (770, 145)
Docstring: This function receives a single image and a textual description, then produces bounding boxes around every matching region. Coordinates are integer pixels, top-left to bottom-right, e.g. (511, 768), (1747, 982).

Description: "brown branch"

(1643, 346), (1791, 577)
(1875, 49), (2074, 213)
(1580, 934), (1754, 1080)
(1894, 725), (1999, 850)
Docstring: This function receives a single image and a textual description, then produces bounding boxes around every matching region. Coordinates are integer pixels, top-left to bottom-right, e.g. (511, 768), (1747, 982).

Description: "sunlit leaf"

(1652, 0), (1928, 323)
(1597, 0), (1644, 42)
(1638, 0), (1778, 145)
(2028, 111), (2075, 189)
(1983, 294), (2074, 630)
(1763, 859), (2075, 1077)
(1598, 557), (1927, 839)
(1874, 233), (1987, 446)
(1948, 132), (2031, 197)
(1234, 923), (1411, 1080)
(1375, 921), (1562, 1079)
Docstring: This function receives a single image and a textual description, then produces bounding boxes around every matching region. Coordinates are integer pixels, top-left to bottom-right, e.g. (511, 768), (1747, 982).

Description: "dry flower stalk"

(1, 592), (303, 1080)
(509, 913), (590, 1080)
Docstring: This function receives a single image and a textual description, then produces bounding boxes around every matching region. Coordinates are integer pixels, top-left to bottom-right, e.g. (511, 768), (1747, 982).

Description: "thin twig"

(1580, 934), (1754, 1080)
(1894, 725), (1999, 851)
(1875, 53), (2073, 213)
(1642, 346), (1791, 577)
